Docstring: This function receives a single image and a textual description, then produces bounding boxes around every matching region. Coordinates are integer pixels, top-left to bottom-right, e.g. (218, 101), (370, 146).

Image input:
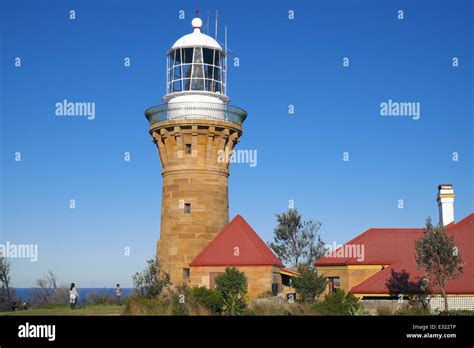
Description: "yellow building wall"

(190, 265), (282, 299)
(316, 265), (384, 296)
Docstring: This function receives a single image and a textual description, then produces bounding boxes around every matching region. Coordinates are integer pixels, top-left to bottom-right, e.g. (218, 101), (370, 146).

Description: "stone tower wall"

(149, 119), (242, 283)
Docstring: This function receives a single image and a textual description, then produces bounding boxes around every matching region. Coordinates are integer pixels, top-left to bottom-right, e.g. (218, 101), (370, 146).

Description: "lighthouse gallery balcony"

(145, 101), (247, 127)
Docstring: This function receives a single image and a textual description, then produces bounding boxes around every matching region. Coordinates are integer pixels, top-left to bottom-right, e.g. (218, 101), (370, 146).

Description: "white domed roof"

(170, 17), (223, 51)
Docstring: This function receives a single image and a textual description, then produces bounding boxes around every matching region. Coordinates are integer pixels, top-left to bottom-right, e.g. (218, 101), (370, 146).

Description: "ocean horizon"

(13, 288), (134, 303)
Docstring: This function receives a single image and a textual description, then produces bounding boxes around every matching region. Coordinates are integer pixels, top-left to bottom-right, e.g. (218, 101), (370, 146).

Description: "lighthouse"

(145, 14), (247, 283)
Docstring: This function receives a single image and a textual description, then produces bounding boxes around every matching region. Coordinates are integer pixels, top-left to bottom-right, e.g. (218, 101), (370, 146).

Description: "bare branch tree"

(0, 257), (15, 311)
(32, 270), (67, 307)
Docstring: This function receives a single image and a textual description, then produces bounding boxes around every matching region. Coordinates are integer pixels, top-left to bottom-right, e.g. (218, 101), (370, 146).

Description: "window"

(171, 79), (182, 93)
(271, 283), (282, 296)
(182, 48), (193, 63)
(203, 48), (214, 65)
(184, 203), (191, 214)
(167, 47), (225, 94)
(328, 277), (340, 293)
(183, 268), (190, 279)
(185, 144), (192, 155)
(209, 272), (224, 289)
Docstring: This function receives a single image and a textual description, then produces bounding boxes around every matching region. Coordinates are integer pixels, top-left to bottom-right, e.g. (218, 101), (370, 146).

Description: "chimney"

(437, 184), (455, 226)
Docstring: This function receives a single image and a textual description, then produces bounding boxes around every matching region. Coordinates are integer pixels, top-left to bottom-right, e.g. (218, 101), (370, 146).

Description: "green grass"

(0, 304), (123, 316)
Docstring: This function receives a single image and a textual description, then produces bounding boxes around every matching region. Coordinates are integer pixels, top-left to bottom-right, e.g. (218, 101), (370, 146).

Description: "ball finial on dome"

(192, 17), (203, 30)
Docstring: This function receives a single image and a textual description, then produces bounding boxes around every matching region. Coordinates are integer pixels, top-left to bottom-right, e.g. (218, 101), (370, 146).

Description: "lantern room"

(165, 17), (227, 102)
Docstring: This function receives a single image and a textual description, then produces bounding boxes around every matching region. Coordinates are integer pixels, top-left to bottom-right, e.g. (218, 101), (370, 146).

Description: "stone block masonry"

(149, 119), (243, 283)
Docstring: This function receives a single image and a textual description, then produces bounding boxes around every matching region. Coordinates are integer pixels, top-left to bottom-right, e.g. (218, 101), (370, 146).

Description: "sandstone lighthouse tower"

(145, 14), (247, 283)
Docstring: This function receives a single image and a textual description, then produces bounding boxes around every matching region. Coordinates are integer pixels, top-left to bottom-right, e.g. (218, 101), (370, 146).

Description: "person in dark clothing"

(115, 284), (122, 305)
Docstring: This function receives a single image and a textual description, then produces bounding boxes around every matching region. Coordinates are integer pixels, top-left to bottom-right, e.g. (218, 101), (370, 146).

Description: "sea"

(13, 288), (133, 304)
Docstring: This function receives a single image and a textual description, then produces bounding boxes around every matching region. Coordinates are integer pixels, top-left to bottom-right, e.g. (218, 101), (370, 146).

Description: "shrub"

(385, 269), (430, 309)
(256, 291), (274, 299)
(292, 267), (327, 304)
(376, 306), (394, 316)
(86, 291), (115, 305)
(187, 286), (223, 314)
(246, 302), (289, 315)
(123, 295), (171, 315)
(395, 304), (430, 316)
(123, 285), (213, 316)
(312, 289), (362, 315)
(132, 259), (169, 298)
(215, 267), (248, 315)
(169, 284), (189, 316)
(246, 300), (317, 316)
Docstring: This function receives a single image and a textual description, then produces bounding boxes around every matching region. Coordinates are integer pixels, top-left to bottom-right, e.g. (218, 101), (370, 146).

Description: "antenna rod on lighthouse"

(215, 9), (219, 40)
(224, 25), (227, 54)
(225, 25), (228, 95)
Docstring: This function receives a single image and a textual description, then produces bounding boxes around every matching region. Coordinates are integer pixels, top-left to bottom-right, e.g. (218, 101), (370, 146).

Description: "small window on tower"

(185, 144), (192, 155)
(184, 203), (191, 214)
(183, 268), (190, 279)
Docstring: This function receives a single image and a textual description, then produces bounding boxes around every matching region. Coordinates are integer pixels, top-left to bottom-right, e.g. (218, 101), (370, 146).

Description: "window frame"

(183, 268), (190, 280)
(167, 47), (225, 95)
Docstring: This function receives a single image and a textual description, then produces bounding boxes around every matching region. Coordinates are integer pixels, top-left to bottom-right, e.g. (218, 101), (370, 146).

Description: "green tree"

(215, 267), (248, 315)
(291, 266), (327, 304)
(132, 259), (170, 298)
(269, 208), (325, 269)
(312, 289), (361, 315)
(415, 218), (463, 312)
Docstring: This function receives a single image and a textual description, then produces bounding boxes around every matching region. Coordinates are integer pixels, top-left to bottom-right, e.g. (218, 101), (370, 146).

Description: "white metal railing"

(145, 102), (247, 126)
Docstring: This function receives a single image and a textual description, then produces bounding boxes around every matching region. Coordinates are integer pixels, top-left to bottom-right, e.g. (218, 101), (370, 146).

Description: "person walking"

(69, 283), (79, 309)
(115, 284), (122, 305)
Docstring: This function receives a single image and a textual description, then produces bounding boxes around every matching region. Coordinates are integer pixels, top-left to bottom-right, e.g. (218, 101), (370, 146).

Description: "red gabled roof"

(316, 214), (474, 295)
(190, 215), (283, 267)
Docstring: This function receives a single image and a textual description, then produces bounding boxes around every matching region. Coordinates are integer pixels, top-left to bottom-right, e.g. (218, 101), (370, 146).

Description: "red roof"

(316, 214), (474, 294)
(190, 215), (283, 267)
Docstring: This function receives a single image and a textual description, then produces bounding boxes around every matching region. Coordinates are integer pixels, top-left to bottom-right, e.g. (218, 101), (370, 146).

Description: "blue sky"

(0, 0), (472, 287)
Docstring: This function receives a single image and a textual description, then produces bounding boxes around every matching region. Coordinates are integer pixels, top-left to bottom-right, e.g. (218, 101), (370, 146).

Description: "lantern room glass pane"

(183, 78), (191, 91)
(192, 62), (204, 79)
(191, 78), (204, 90)
(170, 50), (176, 68)
(173, 66), (181, 80)
(204, 64), (213, 79)
(214, 50), (220, 67)
(175, 49), (182, 65)
(172, 79), (182, 92)
(182, 48), (193, 63)
(203, 48), (214, 65)
(191, 47), (204, 90)
(183, 64), (192, 79)
(193, 47), (203, 64)
(213, 66), (221, 83)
